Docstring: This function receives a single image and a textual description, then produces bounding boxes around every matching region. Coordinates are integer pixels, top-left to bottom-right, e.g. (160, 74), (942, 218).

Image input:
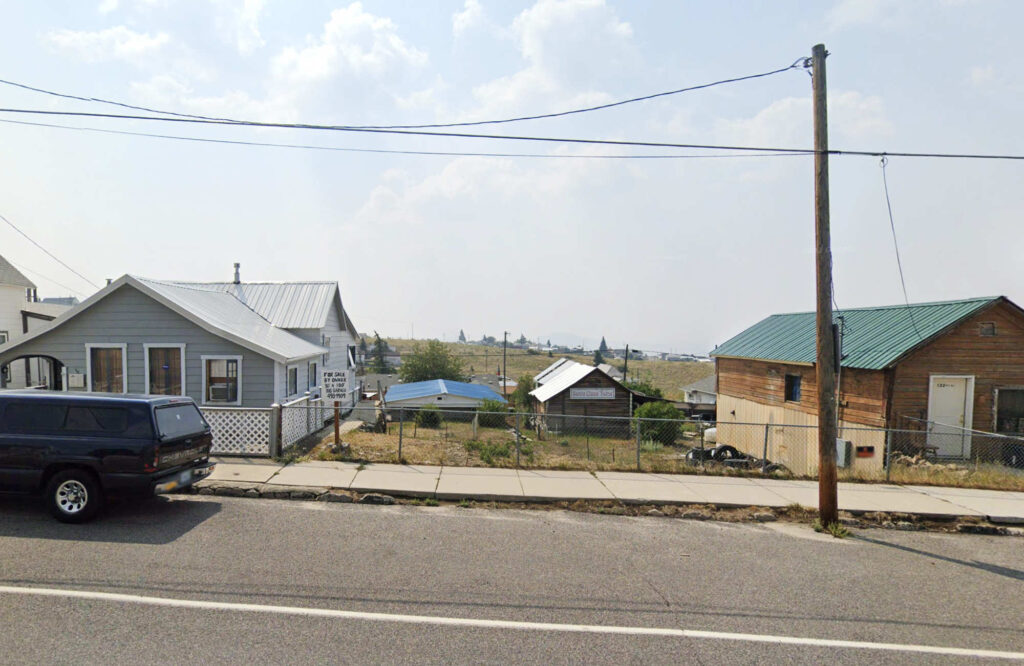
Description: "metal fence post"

(636, 417), (642, 471)
(761, 424), (770, 475)
(885, 429), (893, 482)
(269, 403), (282, 457)
(399, 408), (404, 462)
(515, 412), (521, 467)
(333, 400), (340, 446)
(304, 391), (312, 434)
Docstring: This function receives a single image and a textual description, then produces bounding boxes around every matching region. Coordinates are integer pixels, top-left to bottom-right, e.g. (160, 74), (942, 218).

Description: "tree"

(458, 329), (466, 343)
(636, 401), (682, 446)
(623, 379), (663, 399)
(510, 375), (536, 411)
(358, 337), (368, 354)
(516, 333), (528, 345)
(599, 336), (608, 352)
(593, 349), (604, 366)
(546, 339), (551, 347)
(370, 332), (391, 373)
(482, 334), (497, 345)
(399, 340), (466, 383)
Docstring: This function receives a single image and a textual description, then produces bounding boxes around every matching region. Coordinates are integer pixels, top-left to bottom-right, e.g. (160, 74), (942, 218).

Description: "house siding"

(0, 284), (276, 406)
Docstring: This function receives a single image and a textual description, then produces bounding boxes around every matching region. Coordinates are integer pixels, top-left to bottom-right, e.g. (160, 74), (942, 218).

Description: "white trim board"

(143, 343), (187, 397)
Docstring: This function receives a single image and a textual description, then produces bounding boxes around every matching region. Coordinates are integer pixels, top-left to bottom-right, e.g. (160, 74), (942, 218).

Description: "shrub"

(464, 439), (512, 465)
(415, 405), (442, 428)
(477, 399), (508, 427)
(635, 401), (682, 446)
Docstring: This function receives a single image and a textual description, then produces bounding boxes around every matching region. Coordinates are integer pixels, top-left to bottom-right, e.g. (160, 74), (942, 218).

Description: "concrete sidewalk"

(205, 457), (1024, 524)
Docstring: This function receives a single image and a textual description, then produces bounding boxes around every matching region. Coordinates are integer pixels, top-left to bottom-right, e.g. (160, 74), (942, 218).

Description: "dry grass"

(839, 462), (1024, 492)
(382, 338), (714, 400)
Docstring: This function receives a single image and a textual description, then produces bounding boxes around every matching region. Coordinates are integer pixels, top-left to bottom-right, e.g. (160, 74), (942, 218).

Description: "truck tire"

(45, 469), (103, 523)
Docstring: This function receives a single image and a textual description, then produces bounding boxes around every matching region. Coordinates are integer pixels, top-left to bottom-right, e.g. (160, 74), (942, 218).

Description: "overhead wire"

(879, 156), (925, 341)
(0, 118), (811, 160)
(0, 212), (101, 289)
(0, 58), (808, 130)
(4, 259), (88, 298)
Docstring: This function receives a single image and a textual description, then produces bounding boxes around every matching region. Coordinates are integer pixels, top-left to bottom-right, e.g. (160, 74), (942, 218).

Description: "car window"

(155, 404), (208, 440)
(2, 403), (68, 432)
(65, 406), (128, 433)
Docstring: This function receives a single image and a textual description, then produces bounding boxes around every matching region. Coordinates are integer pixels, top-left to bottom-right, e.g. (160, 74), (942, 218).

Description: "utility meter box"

(836, 438), (852, 468)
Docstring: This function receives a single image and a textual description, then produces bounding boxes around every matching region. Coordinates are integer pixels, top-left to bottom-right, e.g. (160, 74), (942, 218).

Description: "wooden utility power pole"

(502, 331), (508, 391)
(812, 43), (839, 526)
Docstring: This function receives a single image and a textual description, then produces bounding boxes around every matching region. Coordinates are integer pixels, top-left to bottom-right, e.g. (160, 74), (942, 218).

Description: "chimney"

(233, 263), (241, 284)
(106, 278), (112, 286)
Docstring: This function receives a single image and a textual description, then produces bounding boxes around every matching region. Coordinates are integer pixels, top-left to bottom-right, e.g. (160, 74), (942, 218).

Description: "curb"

(181, 480), (1024, 536)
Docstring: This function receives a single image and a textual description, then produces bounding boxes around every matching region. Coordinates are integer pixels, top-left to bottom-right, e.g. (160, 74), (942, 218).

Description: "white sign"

(322, 371), (349, 400)
(570, 387), (615, 400)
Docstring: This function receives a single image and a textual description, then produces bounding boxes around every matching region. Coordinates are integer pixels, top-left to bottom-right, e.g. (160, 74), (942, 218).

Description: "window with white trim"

(87, 344), (127, 393)
(204, 357), (240, 404)
(308, 361), (318, 390)
(287, 366), (298, 396)
(0, 331), (8, 344)
(145, 344), (185, 395)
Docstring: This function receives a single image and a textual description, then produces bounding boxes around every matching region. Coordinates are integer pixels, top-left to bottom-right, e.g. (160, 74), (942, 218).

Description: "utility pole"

(812, 43), (838, 526)
(502, 331), (508, 389)
(623, 344), (629, 380)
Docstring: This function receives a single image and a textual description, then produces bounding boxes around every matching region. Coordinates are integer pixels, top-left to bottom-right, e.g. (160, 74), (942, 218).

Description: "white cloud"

(98, 0), (119, 13)
(452, 0), (483, 36)
(272, 2), (427, 85)
(218, 0), (267, 55)
(969, 64), (995, 86)
(44, 25), (170, 63)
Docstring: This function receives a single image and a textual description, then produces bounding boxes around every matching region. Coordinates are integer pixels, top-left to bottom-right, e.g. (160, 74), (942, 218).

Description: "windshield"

(154, 404), (209, 440)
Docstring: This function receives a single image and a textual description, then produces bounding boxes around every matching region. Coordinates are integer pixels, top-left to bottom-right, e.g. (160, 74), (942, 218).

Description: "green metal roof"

(711, 297), (1004, 370)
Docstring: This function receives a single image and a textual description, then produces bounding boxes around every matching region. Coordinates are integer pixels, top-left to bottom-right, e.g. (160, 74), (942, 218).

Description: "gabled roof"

(0, 255), (35, 289)
(0, 275), (326, 364)
(711, 297), (1010, 370)
(167, 281), (357, 334)
(682, 375), (716, 394)
(385, 379), (506, 403)
(535, 357), (574, 385)
(530, 363), (602, 403)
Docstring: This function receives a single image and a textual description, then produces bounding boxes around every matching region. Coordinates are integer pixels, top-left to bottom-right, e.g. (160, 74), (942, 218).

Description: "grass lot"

(839, 461), (1024, 492)
(381, 338), (714, 400)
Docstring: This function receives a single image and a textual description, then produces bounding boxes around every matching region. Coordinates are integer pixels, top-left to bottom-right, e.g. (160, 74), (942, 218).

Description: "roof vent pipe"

(233, 263), (241, 284)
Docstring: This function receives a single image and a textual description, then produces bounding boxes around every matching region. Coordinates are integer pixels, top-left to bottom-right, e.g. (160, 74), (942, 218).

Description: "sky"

(0, 0), (1021, 355)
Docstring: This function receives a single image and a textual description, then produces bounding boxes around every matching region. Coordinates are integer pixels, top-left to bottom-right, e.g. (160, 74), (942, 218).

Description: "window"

(3, 403), (67, 432)
(87, 344), (127, 393)
(347, 345), (357, 369)
(64, 405), (153, 437)
(0, 330), (8, 344)
(784, 374), (802, 402)
(203, 357), (240, 404)
(996, 389), (1024, 434)
(980, 322), (996, 337)
(145, 345), (185, 396)
(155, 404), (209, 440)
(308, 362), (318, 389)
(287, 366), (298, 396)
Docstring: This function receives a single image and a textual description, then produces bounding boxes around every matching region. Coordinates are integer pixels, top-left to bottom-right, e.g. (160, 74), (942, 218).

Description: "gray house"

(0, 273), (359, 408)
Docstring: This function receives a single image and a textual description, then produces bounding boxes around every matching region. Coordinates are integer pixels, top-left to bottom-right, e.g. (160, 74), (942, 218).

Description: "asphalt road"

(1, 494), (1023, 665)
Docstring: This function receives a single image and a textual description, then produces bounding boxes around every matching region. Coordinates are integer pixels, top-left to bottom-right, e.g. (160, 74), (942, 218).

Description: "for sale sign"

(322, 371), (349, 400)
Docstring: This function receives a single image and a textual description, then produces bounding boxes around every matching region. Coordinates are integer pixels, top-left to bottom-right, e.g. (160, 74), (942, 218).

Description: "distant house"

(530, 359), (653, 435)
(384, 379), (505, 411)
(711, 297), (1024, 471)
(681, 375), (716, 406)
(596, 363), (624, 382)
(0, 255), (76, 389)
(0, 271), (359, 408)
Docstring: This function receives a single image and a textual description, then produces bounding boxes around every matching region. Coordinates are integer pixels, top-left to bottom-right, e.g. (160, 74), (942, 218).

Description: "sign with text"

(322, 371), (349, 400)
(569, 387), (615, 400)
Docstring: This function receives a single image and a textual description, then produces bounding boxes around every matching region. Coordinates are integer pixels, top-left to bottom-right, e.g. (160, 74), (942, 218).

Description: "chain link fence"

(318, 406), (1024, 480)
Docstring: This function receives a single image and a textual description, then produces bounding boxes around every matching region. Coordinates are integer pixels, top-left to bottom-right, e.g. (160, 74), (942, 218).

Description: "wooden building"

(711, 297), (1024, 473)
(529, 360), (636, 436)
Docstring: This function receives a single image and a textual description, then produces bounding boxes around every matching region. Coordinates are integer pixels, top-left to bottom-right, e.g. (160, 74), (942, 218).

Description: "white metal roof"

(534, 357), (574, 385)
(21, 301), (71, 318)
(0, 255), (35, 289)
(0, 275), (327, 364)
(170, 281), (335, 329)
(529, 362), (600, 403)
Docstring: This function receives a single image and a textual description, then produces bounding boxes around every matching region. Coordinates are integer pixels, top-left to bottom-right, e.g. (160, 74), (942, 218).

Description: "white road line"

(2, 585), (1022, 660)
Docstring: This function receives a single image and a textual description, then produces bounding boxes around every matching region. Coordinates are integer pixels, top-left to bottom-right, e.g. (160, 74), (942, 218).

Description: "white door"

(927, 376), (972, 458)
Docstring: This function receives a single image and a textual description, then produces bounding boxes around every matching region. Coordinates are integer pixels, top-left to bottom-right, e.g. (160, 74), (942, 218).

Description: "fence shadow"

(0, 494), (221, 545)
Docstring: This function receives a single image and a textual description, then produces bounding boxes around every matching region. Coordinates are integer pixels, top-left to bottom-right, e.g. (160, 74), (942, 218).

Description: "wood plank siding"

(716, 357), (887, 427)
(890, 301), (1024, 431)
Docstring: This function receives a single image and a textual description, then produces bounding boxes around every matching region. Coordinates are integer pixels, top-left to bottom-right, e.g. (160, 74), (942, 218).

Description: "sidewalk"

(204, 457), (1024, 524)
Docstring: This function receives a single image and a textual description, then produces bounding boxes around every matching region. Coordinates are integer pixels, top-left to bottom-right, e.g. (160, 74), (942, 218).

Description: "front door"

(927, 376), (973, 458)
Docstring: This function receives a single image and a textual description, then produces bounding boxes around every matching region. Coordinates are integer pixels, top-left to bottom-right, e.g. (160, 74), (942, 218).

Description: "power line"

(879, 156), (925, 341)
(0, 58), (807, 130)
(2, 107), (1023, 161)
(0, 118), (811, 160)
(0, 212), (100, 289)
(5, 259), (88, 298)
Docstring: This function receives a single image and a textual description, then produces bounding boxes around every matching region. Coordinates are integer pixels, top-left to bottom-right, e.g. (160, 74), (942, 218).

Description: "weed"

(558, 439), (569, 447)
(465, 439), (512, 465)
(356, 462), (367, 471)
(639, 439), (664, 453)
(813, 519), (850, 538)
(459, 499), (471, 508)
(423, 498), (439, 507)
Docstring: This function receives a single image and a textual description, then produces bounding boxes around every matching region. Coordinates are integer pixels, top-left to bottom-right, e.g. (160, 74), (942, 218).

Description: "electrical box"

(836, 438), (852, 468)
